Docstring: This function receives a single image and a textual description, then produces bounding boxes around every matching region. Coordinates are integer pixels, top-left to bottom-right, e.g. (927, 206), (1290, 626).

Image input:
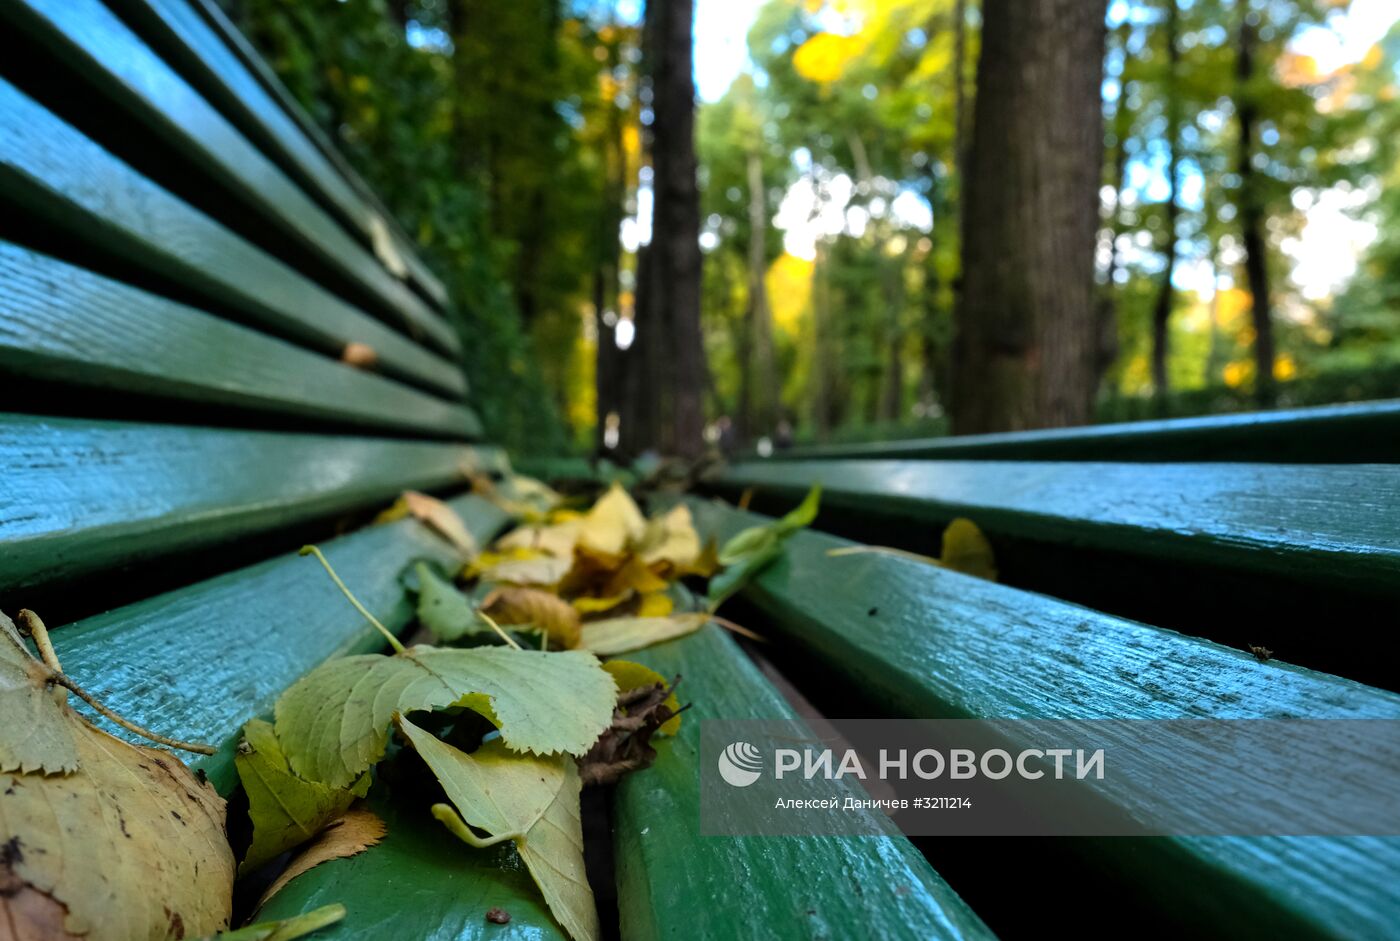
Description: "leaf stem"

(705, 614), (766, 643)
(475, 609), (523, 650)
(51, 673), (216, 754)
(300, 545), (406, 654)
(431, 803), (521, 848)
(825, 544), (944, 567)
(16, 609), (62, 673)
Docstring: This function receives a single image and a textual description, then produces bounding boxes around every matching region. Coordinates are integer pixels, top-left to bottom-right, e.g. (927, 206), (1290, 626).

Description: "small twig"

(826, 544), (943, 567)
(50, 673), (215, 754)
(16, 609), (62, 673)
(705, 614), (766, 643)
(475, 609), (523, 650)
(301, 545), (405, 654)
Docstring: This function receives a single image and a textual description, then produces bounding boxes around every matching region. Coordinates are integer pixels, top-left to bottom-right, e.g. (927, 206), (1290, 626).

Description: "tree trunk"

(811, 241), (834, 440)
(1236, 7), (1275, 407)
(953, 0), (1108, 434)
(745, 151), (777, 440)
(1150, 0), (1181, 400)
(645, 0), (706, 457)
(594, 38), (627, 454)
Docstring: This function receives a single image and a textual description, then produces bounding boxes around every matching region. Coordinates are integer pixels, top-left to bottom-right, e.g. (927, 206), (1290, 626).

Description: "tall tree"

(1150, 0), (1182, 398)
(742, 151), (778, 439)
(645, 0), (706, 456)
(1234, 3), (1275, 406)
(952, 0), (1109, 433)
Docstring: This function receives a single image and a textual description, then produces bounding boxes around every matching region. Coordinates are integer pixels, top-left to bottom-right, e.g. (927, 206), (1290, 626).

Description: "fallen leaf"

(470, 549), (572, 587)
(636, 504), (701, 570)
(275, 646), (615, 788)
(200, 903), (346, 941)
(235, 719), (365, 875)
(570, 593), (632, 615)
(402, 491), (477, 558)
(339, 342), (378, 369)
(398, 718), (564, 845)
(481, 587), (582, 649)
(709, 486), (821, 607)
(514, 761), (597, 941)
(579, 615), (707, 656)
(256, 809), (385, 909)
(601, 554), (669, 598)
(939, 518), (998, 581)
(601, 661), (681, 736)
(0, 611), (78, 774)
(0, 618), (234, 941)
(415, 563), (493, 643)
(496, 518), (582, 559)
(636, 592), (674, 618)
(578, 483), (645, 557)
(580, 673), (681, 786)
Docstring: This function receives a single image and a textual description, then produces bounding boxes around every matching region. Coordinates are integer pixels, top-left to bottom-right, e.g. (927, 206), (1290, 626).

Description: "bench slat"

(6, 0), (458, 356)
(716, 459), (1400, 598)
(0, 242), (478, 439)
(616, 625), (993, 941)
(0, 415), (501, 595)
(105, 0), (425, 306)
(684, 498), (1400, 938)
(254, 795), (564, 940)
(759, 399), (1400, 463)
(184, 0), (451, 311)
(52, 493), (507, 791)
(0, 77), (465, 400)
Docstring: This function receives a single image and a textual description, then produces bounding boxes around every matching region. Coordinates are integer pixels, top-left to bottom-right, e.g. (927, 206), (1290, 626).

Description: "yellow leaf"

(571, 592), (633, 615)
(0, 616), (234, 940)
(256, 807), (385, 909)
(637, 504), (701, 570)
(578, 483), (646, 557)
(602, 661), (681, 736)
(939, 518), (998, 581)
(580, 614), (707, 656)
(469, 548), (572, 586)
(603, 554), (670, 597)
(400, 491), (477, 558)
(0, 612), (78, 774)
(515, 761), (597, 941)
(482, 586), (582, 649)
(637, 592), (674, 618)
(496, 518), (582, 559)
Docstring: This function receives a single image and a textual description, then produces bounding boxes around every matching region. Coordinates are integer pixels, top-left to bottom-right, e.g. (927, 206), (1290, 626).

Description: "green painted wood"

(255, 793), (563, 940)
(509, 456), (635, 486)
(52, 493), (508, 792)
(185, 0), (450, 312)
(0, 241), (479, 438)
(6, 0), (458, 356)
(615, 625), (993, 941)
(0, 76), (465, 400)
(684, 498), (1400, 939)
(715, 459), (1400, 598)
(0, 414), (502, 595)
(758, 399), (1400, 463)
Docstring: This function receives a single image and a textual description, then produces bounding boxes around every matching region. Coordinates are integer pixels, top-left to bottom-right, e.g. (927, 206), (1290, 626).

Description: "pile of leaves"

(1, 474), (997, 941)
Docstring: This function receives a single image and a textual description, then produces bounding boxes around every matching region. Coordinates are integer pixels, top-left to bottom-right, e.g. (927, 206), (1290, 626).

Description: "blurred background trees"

(223, 0), (1400, 453)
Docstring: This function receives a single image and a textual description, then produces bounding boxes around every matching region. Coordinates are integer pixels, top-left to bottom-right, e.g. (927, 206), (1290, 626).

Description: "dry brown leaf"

(339, 342), (378, 369)
(402, 491), (478, 558)
(257, 806), (386, 910)
(482, 587), (582, 649)
(0, 618), (234, 941)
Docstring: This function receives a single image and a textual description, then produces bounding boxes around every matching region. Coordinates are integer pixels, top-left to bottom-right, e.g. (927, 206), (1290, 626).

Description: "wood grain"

(0, 241), (478, 438)
(617, 625), (993, 941)
(0, 77), (465, 399)
(0, 415), (501, 594)
(6, 0), (457, 355)
(685, 497), (1400, 939)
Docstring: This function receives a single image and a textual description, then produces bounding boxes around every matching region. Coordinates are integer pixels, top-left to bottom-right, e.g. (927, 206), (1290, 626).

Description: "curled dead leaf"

(257, 808), (385, 909)
(481, 587), (582, 649)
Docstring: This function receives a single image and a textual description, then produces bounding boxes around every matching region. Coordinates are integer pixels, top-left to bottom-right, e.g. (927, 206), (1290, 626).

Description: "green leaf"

(709, 486), (820, 608)
(235, 719), (364, 874)
(398, 716), (564, 844)
(515, 760), (597, 941)
(0, 611), (78, 774)
(275, 646), (616, 788)
(414, 562), (492, 642)
(579, 614), (707, 656)
(199, 903), (345, 941)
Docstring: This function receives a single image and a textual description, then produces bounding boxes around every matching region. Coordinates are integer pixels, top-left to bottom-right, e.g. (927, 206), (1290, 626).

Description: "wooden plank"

(186, 0), (451, 312)
(6, 0), (459, 355)
(255, 794), (564, 940)
(0, 76), (466, 400)
(48, 493), (506, 792)
(0, 241), (479, 439)
(683, 498), (1400, 939)
(757, 399), (1400, 463)
(714, 459), (1400, 598)
(615, 625), (993, 941)
(0, 414), (502, 595)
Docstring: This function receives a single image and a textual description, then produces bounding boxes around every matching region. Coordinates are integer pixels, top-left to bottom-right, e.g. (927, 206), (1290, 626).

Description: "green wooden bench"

(0, 4), (993, 939)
